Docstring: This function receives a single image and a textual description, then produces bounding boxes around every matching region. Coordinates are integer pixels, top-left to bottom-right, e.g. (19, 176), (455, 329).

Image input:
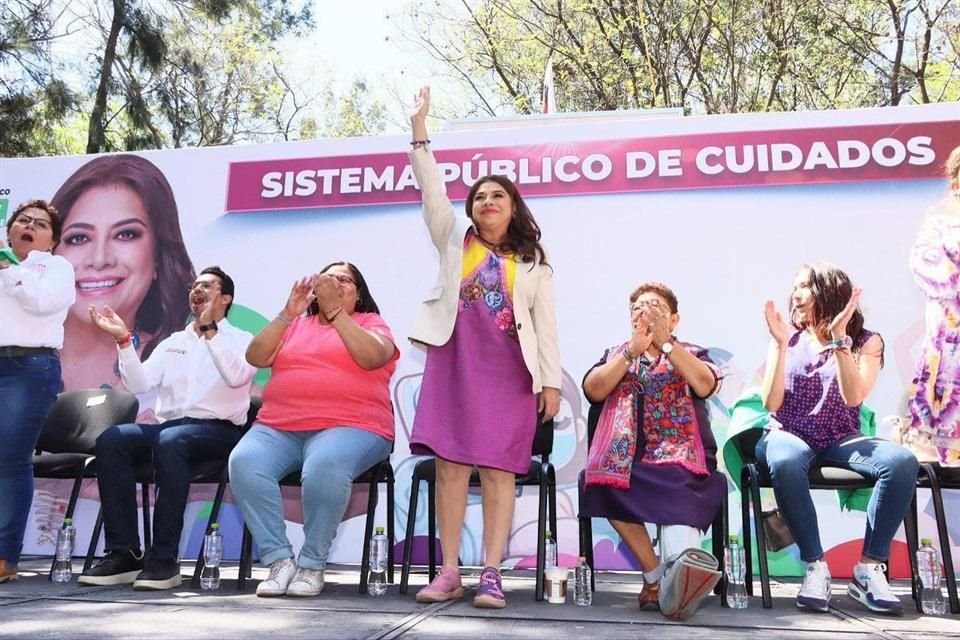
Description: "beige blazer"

(407, 147), (562, 393)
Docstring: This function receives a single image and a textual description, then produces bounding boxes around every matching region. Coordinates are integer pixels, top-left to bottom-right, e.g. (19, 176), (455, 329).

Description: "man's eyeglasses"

(188, 281), (221, 293)
(631, 299), (662, 311)
(13, 214), (52, 232)
(326, 273), (356, 286)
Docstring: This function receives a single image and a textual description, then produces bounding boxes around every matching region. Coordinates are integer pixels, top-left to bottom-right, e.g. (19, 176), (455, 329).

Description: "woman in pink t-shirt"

(229, 261), (398, 598)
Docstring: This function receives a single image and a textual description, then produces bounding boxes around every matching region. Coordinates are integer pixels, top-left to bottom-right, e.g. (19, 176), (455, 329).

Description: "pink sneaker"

(415, 566), (464, 603)
(473, 566), (506, 609)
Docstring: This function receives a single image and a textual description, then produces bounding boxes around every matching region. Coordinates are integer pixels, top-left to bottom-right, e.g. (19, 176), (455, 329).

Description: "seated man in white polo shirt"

(78, 266), (256, 590)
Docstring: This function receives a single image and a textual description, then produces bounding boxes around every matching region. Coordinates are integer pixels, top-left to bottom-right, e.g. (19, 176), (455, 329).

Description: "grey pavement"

(1, 558), (958, 639)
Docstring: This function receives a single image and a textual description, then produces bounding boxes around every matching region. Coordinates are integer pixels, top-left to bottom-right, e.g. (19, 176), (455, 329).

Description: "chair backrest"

(531, 416), (555, 458)
(243, 396), (263, 434)
(37, 389), (139, 454)
(727, 429), (763, 466)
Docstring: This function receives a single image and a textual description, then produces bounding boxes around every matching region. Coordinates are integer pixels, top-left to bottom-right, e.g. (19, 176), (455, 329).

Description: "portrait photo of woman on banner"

(51, 154), (196, 398)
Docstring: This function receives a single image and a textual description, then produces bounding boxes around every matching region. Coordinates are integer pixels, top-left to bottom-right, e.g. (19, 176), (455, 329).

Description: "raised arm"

(409, 85), (456, 250)
(760, 301), (791, 412)
(312, 273), (395, 370)
(246, 277), (313, 368)
(829, 289), (883, 407)
(583, 316), (653, 403)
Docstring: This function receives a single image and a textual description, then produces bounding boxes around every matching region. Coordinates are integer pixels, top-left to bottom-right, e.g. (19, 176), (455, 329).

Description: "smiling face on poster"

(50, 154), (196, 395)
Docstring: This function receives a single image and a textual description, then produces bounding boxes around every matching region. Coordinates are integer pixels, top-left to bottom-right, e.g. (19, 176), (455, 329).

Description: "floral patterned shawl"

(584, 342), (717, 489)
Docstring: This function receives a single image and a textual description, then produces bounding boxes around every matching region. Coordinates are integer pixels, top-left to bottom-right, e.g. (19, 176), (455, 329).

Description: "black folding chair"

(730, 429), (917, 609)
(32, 389), (139, 579)
(399, 417), (557, 601)
(906, 461), (960, 614)
(82, 398), (261, 580)
(234, 455), (396, 593)
(577, 402), (728, 601)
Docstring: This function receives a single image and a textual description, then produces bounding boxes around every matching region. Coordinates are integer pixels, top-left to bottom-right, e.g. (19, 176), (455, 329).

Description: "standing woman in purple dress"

(406, 86), (561, 609)
(757, 263), (917, 615)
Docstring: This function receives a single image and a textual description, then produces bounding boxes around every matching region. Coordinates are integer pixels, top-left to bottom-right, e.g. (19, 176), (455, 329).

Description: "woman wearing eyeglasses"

(0, 200), (76, 583)
(229, 261), (399, 597)
(580, 281), (725, 618)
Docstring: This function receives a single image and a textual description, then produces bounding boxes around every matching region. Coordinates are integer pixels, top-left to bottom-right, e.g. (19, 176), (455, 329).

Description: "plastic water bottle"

(200, 523), (223, 590)
(917, 538), (946, 615)
(724, 534), (748, 609)
(574, 556), (592, 606)
(544, 530), (557, 568)
(368, 526), (388, 596)
(52, 518), (76, 583)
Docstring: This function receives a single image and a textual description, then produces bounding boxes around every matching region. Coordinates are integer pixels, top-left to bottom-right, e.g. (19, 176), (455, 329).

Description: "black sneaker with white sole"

(77, 549), (144, 586)
(132, 558), (182, 590)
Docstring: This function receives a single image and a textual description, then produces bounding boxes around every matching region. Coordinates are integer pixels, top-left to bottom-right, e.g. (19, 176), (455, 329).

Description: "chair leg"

(535, 473), (548, 602)
(140, 483), (152, 552)
(427, 475), (437, 581)
(714, 490), (729, 605)
(238, 525), (252, 591)
(400, 473), (420, 594)
(904, 488), (922, 613)
(83, 505), (105, 573)
(740, 468), (753, 598)
(581, 516), (596, 591)
(191, 477), (228, 588)
(387, 470), (396, 583)
(924, 463), (960, 614)
(747, 465), (772, 609)
(359, 474), (379, 594)
(48, 474), (87, 580)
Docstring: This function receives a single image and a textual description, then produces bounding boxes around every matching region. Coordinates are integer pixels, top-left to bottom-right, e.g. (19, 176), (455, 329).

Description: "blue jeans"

(756, 429), (919, 563)
(228, 423), (391, 570)
(96, 419), (241, 560)
(0, 352), (61, 566)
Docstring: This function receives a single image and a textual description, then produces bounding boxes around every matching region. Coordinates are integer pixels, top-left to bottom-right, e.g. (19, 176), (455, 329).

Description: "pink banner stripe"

(224, 120), (959, 213)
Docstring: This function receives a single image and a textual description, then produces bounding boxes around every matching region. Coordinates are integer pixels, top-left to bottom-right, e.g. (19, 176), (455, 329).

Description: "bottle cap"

(729, 534), (740, 544)
(63, 518), (73, 525)
(921, 537), (932, 546)
(579, 556), (587, 562)
(375, 526), (385, 535)
(545, 530), (553, 538)
(210, 523), (220, 531)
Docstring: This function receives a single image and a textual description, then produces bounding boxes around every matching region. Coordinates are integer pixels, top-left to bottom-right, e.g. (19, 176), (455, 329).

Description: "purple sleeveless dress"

(410, 245), (537, 474)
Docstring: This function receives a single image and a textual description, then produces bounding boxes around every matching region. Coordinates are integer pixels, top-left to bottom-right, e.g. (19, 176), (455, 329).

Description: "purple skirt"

(410, 303), (536, 474)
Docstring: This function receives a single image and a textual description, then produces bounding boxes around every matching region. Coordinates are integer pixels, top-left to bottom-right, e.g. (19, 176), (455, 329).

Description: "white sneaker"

(797, 560), (831, 612)
(848, 562), (903, 615)
(285, 567), (324, 597)
(256, 557), (297, 597)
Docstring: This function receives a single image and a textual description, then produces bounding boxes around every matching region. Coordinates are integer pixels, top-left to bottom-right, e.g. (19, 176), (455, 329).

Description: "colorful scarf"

(584, 343), (709, 489)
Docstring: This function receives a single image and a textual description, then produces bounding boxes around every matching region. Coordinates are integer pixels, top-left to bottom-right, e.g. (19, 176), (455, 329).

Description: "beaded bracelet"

(275, 313), (292, 325)
(410, 139), (431, 149)
(324, 307), (344, 323)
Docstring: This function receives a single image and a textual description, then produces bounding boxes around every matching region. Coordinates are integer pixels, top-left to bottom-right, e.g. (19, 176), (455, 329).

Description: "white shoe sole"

(132, 574), (182, 590)
(846, 582), (903, 615)
(78, 569), (141, 586)
(256, 583), (290, 597)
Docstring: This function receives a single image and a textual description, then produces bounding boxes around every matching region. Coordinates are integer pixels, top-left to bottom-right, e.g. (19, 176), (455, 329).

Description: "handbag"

(658, 548), (722, 620)
(761, 508), (795, 552)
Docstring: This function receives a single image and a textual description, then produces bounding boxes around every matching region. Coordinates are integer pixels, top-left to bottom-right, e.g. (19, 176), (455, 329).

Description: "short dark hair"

(629, 281), (679, 314)
(7, 199), (63, 245)
(199, 265), (235, 315)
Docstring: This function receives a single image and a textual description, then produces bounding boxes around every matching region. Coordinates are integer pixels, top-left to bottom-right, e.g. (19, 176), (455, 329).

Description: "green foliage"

(0, 0), (78, 156)
(400, 0), (960, 115)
